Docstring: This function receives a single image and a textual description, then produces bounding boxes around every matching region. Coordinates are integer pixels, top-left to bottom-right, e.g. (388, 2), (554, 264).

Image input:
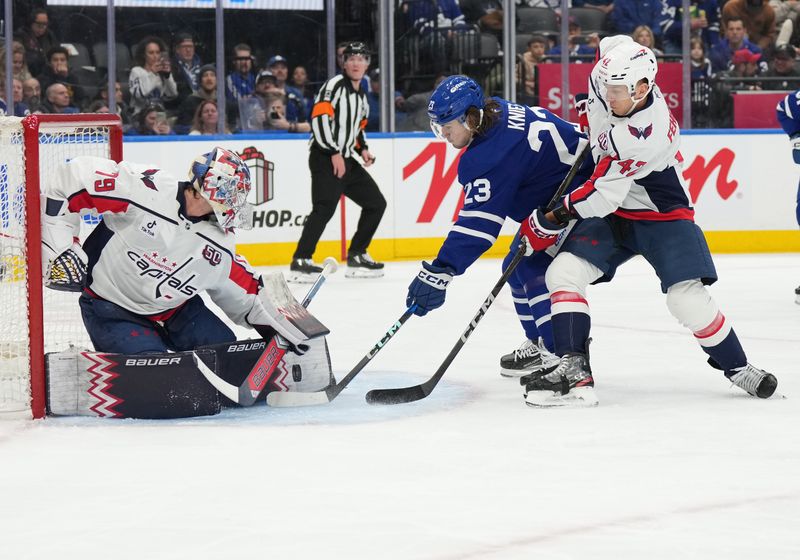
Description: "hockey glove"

(791, 134), (800, 164)
(46, 246), (88, 292)
(520, 208), (566, 255)
(574, 93), (589, 134)
(251, 323), (309, 356)
(406, 261), (455, 317)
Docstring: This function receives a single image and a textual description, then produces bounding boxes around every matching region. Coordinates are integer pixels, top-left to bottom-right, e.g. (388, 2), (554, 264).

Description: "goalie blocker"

(46, 336), (333, 419)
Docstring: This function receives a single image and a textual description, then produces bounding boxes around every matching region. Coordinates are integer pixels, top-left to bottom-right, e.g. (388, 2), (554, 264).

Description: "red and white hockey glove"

(520, 209), (566, 255)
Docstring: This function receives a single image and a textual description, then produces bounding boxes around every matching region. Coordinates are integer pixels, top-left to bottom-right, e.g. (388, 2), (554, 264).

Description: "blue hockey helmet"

(427, 75), (484, 137)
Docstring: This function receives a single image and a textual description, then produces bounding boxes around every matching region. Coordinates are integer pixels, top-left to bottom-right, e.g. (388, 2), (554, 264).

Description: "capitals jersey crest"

(628, 124), (653, 140)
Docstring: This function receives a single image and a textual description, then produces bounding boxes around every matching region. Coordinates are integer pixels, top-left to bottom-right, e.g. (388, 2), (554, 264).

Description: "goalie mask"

(189, 147), (252, 230)
(427, 75), (484, 140)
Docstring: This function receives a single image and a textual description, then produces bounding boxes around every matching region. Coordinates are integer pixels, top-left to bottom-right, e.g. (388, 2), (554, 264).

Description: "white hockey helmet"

(596, 41), (658, 107)
(189, 147), (252, 230)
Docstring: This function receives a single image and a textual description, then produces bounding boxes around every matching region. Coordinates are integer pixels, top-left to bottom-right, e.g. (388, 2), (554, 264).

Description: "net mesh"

(0, 117), (115, 416)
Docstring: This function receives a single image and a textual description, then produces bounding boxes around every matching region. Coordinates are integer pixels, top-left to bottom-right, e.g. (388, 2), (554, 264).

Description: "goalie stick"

(365, 142), (591, 405)
(265, 306), (416, 407)
(195, 257), (337, 406)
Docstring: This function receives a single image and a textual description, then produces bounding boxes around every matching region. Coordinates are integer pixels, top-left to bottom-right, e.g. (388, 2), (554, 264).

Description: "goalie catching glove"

(45, 243), (88, 292)
(407, 260), (455, 316)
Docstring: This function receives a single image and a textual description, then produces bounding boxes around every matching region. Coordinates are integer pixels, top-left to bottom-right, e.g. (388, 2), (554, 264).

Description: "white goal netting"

(0, 115), (121, 418)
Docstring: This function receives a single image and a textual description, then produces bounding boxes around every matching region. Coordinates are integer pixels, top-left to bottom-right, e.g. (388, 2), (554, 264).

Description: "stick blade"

(365, 385), (428, 405)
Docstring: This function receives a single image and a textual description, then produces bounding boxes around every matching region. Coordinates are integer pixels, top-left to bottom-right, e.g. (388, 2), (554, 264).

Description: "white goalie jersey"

(41, 156), (305, 345)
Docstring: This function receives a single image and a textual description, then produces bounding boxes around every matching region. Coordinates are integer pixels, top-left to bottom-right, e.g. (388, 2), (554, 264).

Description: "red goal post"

(0, 114), (123, 419)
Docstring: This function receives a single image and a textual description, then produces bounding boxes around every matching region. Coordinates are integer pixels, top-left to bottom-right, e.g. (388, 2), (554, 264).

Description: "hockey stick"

(365, 142), (591, 405)
(266, 305), (417, 407)
(195, 257), (337, 406)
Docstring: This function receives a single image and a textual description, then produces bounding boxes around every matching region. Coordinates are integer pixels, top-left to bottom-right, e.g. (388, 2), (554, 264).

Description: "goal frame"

(20, 114), (123, 419)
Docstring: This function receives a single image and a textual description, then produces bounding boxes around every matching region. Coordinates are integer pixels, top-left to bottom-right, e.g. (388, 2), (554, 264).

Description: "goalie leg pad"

(196, 337), (334, 407)
(46, 350), (220, 419)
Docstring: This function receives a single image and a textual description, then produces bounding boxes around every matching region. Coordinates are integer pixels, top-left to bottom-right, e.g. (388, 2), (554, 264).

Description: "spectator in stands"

(172, 33), (203, 104)
(257, 73), (311, 133)
(189, 100), (229, 135)
(129, 37), (178, 118)
(22, 78), (42, 113)
(547, 17), (597, 61)
(763, 42), (800, 88)
(0, 42), (33, 83)
(225, 44), (256, 130)
(96, 81), (131, 125)
(37, 46), (86, 110)
(365, 68), (406, 132)
(14, 8), (59, 77)
(573, 0), (614, 15)
(290, 65), (315, 115)
(226, 44), (256, 105)
(611, 0), (663, 38)
(42, 83), (78, 114)
(266, 55), (308, 121)
(710, 16), (763, 72)
(256, 68), (309, 126)
(518, 34), (547, 105)
(401, 0), (472, 72)
(722, 0), (777, 50)
(0, 78), (30, 117)
(633, 25), (665, 57)
(771, 1), (800, 47)
(690, 37), (715, 127)
(660, 1), (722, 55)
(126, 103), (174, 136)
(175, 64), (218, 134)
(397, 72), (447, 131)
(87, 100), (111, 114)
(459, 0), (504, 39)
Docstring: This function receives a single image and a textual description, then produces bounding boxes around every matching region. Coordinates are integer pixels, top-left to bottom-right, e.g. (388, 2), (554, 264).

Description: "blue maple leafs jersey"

(776, 89), (800, 138)
(435, 98), (590, 275)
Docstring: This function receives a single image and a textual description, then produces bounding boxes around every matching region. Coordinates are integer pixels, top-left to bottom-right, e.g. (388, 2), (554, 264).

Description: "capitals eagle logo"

(628, 124), (653, 140)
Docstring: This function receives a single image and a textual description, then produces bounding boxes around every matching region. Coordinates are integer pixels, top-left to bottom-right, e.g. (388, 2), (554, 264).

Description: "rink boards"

(123, 130), (800, 266)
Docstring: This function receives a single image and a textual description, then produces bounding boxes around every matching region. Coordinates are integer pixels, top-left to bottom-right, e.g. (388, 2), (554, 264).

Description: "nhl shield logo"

(239, 146), (274, 206)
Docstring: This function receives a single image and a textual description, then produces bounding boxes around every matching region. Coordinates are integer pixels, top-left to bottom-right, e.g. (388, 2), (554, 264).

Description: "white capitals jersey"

(568, 46), (694, 222)
(42, 156), (274, 332)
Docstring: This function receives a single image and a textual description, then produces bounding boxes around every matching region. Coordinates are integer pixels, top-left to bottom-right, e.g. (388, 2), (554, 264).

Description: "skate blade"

(501, 361), (559, 378)
(345, 268), (384, 279)
(287, 272), (318, 284)
(524, 386), (599, 408)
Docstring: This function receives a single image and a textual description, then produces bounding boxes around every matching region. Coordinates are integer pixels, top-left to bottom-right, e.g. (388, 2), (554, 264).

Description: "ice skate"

(288, 258), (323, 284)
(727, 363), (778, 399)
(345, 253), (384, 278)
(500, 338), (559, 378)
(523, 352), (598, 408)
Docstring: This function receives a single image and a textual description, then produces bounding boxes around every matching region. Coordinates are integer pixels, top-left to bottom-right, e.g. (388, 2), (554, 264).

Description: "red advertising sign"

(732, 91), (786, 128)
(537, 62), (684, 125)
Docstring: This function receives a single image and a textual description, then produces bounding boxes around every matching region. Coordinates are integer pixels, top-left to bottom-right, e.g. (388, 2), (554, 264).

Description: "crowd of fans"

(2, 1), (799, 131)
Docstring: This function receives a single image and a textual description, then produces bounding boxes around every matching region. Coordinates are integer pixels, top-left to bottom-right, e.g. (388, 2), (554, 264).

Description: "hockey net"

(0, 114), (123, 419)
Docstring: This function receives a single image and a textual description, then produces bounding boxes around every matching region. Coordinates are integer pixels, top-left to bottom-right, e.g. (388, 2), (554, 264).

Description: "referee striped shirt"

(310, 74), (369, 158)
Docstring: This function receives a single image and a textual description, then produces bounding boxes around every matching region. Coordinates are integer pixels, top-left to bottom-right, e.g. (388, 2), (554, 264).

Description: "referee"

(290, 42), (387, 280)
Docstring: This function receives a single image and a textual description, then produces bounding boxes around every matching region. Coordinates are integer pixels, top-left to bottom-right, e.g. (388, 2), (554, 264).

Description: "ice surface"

(1, 254), (798, 559)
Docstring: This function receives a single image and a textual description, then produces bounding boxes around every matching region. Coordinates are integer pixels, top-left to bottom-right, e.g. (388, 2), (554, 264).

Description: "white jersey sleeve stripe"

(450, 225), (497, 244)
(458, 210), (506, 226)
